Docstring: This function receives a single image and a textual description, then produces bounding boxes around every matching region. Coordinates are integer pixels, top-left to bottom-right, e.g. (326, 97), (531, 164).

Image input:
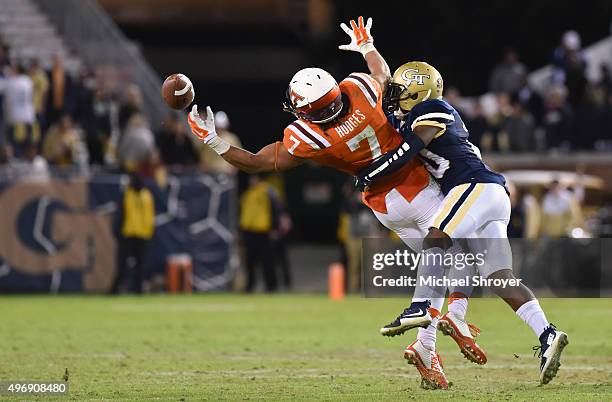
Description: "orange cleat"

(404, 340), (449, 390)
(438, 311), (487, 365)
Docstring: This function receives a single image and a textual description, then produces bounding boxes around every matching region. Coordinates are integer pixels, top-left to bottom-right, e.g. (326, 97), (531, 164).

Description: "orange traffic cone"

(328, 263), (345, 301)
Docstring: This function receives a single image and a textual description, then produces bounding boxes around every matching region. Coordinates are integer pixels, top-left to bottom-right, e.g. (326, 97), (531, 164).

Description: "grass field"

(0, 295), (611, 401)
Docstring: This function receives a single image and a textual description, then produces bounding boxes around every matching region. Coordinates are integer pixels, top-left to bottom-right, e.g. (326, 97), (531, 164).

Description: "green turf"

(0, 295), (610, 401)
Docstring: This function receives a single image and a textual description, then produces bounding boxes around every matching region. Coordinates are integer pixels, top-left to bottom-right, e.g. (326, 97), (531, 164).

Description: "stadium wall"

(0, 172), (236, 293)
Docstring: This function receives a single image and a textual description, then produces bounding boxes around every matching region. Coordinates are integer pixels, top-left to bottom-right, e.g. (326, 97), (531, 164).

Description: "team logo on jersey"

(401, 68), (431, 86)
(290, 89), (305, 105)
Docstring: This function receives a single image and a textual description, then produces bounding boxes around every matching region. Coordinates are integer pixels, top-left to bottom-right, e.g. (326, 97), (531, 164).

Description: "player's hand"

(188, 104), (216, 142)
(339, 16), (374, 55)
(188, 105), (230, 154)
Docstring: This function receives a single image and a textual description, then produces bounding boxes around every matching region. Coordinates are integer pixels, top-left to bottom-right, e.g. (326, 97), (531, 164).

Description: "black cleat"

(380, 301), (432, 337)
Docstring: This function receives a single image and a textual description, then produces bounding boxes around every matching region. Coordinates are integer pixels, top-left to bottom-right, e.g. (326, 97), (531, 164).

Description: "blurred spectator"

(86, 81), (114, 165)
(573, 85), (608, 149)
(42, 114), (81, 165)
(271, 198), (293, 290)
(0, 64), (38, 158)
(508, 184), (541, 238)
(543, 85), (573, 150)
(517, 76), (545, 126)
(339, 182), (382, 293)
(485, 93), (512, 151)
(239, 174), (279, 292)
(118, 84), (143, 133)
(157, 114), (199, 167)
(117, 114), (156, 172)
(46, 53), (71, 128)
(552, 30), (587, 108)
(112, 174), (155, 294)
(489, 49), (527, 95)
(444, 87), (465, 115)
(541, 180), (581, 237)
(502, 96), (536, 152)
(28, 59), (49, 130)
(199, 111), (242, 174)
(465, 102), (488, 149)
(0, 39), (9, 68)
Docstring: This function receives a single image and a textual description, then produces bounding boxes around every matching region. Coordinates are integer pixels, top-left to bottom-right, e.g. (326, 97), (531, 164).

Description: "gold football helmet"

(384, 61), (444, 113)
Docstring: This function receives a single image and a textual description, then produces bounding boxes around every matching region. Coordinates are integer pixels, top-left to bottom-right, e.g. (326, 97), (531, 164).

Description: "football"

(162, 73), (195, 110)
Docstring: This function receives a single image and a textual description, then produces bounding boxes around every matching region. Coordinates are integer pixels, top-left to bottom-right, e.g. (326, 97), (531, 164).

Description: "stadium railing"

(31, 0), (169, 131)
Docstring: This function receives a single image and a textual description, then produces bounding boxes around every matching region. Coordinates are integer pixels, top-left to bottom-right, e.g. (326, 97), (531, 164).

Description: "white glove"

(188, 105), (230, 155)
(338, 16), (376, 55)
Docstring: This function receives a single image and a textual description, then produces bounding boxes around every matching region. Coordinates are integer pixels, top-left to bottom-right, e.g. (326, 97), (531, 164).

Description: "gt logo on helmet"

(401, 68), (431, 86)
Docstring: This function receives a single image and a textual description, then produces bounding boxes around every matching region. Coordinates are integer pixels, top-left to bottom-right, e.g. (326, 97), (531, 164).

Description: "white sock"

(516, 300), (549, 338)
(418, 317), (439, 351)
(416, 297), (444, 351)
(414, 247), (446, 300)
(448, 297), (468, 319)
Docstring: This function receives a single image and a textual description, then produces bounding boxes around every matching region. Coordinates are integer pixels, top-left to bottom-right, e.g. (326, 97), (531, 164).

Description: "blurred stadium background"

(1, 1), (612, 400)
(0, 0), (611, 294)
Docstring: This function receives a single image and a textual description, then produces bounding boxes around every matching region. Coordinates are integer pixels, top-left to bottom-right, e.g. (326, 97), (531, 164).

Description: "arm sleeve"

(357, 131), (426, 184)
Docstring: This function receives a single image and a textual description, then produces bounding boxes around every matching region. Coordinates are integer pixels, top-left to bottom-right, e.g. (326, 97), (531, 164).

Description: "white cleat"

(536, 324), (569, 385)
(404, 340), (449, 390)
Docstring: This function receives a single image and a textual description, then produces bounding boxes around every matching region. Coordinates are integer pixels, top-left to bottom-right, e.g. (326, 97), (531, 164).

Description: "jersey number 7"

(346, 125), (381, 159)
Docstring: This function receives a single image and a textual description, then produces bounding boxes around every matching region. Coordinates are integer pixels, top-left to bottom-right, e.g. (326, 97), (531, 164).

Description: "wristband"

(360, 42), (376, 56)
(208, 135), (230, 155)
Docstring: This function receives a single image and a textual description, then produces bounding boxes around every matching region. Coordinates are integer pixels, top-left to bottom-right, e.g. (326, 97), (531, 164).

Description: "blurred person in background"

(271, 194), (293, 290)
(0, 64), (39, 158)
(199, 111), (241, 174)
(28, 59), (49, 131)
(112, 174), (155, 294)
(541, 180), (582, 237)
(573, 84), (608, 149)
(502, 95), (536, 152)
(117, 114), (156, 173)
(552, 30), (588, 109)
(486, 92), (512, 152)
(0, 38), (9, 68)
(464, 102), (488, 149)
(517, 76), (545, 127)
(239, 174), (279, 293)
(157, 113), (199, 167)
(489, 48), (528, 95)
(46, 53), (71, 128)
(543, 85), (573, 150)
(42, 114), (82, 165)
(340, 182), (382, 293)
(118, 84), (143, 133)
(508, 183), (541, 238)
(86, 79), (115, 165)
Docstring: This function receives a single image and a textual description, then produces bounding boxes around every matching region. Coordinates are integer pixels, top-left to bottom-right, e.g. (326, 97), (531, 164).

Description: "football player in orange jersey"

(187, 16), (476, 389)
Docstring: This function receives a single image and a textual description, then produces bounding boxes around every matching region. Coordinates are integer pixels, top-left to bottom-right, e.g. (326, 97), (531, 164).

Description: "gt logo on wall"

(0, 179), (116, 292)
(0, 174), (235, 293)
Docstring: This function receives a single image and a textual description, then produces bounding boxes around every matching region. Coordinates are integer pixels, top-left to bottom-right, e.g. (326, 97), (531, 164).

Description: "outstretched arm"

(355, 125), (442, 190)
(188, 105), (302, 173)
(221, 142), (302, 173)
(339, 16), (391, 93)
